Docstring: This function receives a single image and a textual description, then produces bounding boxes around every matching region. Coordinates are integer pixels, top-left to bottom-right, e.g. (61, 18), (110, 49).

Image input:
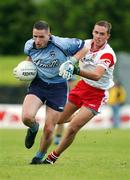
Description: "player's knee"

(22, 112), (34, 125)
(67, 125), (79, 137)
(44, 124), (54, 139)
(68, 122), (82, 135)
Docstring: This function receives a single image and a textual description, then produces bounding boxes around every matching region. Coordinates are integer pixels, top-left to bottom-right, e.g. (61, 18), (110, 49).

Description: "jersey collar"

(90, 40), (107, 53)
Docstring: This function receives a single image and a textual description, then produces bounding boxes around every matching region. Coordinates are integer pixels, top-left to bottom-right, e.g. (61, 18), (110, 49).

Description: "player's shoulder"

(51, 35), (68, 43)
(24, 39), (34, 55)
(51, 35), (84, 54)
(99, 43), (117, 65)
(51, 35), (83, 45)
(102, 43), (116, 56)
(24, 39), (34, 51)
(51, 35), (77, 46)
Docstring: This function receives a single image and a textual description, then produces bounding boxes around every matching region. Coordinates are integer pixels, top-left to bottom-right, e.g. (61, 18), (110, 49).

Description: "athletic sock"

(30, 122), (39, 133)
(47, 151), (59, 163)
(35, 151), (46, 160)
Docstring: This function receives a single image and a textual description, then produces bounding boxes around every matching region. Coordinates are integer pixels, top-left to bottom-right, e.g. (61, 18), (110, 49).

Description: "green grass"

(0, 129), (130, 180)
(0, 56), (27, 85)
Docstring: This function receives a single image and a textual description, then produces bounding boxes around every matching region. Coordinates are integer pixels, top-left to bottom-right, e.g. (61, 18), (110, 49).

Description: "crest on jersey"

(82, 53), (96, 63)
(50, 51), (56, 58)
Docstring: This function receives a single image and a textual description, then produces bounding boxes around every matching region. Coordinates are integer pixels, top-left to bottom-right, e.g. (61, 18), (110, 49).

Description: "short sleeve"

(98, 53), (114, 69)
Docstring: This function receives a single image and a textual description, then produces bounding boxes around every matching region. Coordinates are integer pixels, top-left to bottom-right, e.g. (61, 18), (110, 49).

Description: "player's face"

(33, 28), (51, 49)
(92, 25), (110, 48)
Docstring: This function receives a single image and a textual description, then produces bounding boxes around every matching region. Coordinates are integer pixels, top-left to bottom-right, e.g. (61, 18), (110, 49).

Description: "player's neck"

(90, 41), (107, 52)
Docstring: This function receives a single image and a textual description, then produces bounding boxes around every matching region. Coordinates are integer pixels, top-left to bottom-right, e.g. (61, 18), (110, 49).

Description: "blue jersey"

(24, 35), (84, 83)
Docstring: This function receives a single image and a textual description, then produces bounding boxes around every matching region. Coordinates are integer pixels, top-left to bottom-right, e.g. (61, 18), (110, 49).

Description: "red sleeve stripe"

(100, 53), (114, 67)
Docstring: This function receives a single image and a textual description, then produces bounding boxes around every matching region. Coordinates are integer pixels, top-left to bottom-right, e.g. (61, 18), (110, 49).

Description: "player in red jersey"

(43, 20), (117, 164)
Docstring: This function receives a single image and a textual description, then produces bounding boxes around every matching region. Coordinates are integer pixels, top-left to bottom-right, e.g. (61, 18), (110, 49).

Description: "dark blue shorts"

(27, 78), (68, 112)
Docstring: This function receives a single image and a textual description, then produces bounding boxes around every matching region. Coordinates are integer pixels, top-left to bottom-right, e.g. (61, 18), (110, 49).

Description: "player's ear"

(48, 33), (51, 39)
(107, 33), (110, 40)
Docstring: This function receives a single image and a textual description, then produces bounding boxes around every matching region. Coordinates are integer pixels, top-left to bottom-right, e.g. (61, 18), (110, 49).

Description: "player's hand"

(62, 63), (74, 80)
(13, 67), (19, 79)
(59, 60), (74, 80)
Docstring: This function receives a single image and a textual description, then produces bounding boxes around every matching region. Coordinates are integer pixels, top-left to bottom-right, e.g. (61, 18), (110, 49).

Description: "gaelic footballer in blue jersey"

(24, 33), (84, 83)
(21, 20), (88, 165)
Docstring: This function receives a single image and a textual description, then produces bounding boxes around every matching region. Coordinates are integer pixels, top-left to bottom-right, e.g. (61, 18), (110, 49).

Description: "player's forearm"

(74, 65), (105, 81)
(79, 69), (101, 81)
(73, 46), (89, 61)
(68, 47), (89, 66)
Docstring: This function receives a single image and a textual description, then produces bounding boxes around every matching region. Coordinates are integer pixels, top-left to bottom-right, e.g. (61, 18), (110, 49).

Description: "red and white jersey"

(81, 39), (117, 90)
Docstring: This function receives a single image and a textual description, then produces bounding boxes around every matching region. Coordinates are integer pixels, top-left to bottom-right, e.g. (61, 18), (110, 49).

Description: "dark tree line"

(0, 0), (130, 55)
(0, 0), (38, 54)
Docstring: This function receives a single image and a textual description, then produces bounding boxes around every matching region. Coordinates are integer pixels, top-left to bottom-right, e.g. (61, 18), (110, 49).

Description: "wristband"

(73, 66), (80, 75)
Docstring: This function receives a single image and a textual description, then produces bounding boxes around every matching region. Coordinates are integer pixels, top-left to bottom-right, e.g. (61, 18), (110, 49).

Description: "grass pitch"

(0, 56), (26, 85)
(0, 129), (130, 180)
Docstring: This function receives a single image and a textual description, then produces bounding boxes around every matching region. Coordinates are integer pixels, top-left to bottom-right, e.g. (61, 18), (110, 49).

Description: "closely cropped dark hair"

(95, 20), (112, 34)
(33, 20), (50, 31)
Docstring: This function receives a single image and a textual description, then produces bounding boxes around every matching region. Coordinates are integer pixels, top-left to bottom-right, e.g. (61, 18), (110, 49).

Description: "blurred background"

(0, 0), (130, 129)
